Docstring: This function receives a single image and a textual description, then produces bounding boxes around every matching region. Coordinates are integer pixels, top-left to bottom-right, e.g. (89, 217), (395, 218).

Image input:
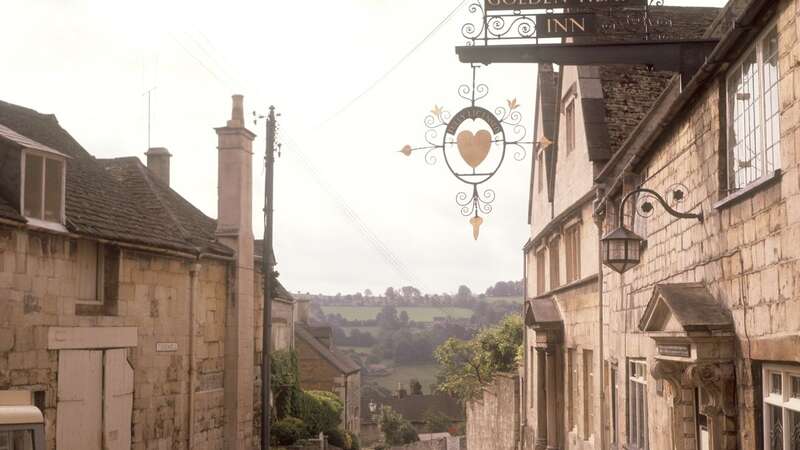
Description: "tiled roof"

(0, 99), (235, 256)
(296, 325), (361, 375)
(597, 7), (721, 155)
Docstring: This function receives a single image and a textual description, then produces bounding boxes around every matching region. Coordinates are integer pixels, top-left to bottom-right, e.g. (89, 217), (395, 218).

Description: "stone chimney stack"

(144, 147), (171, 186)
(215, 94), (256, 450)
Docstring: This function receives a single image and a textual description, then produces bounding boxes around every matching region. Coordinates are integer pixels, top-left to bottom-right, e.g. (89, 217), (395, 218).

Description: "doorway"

(56, 349), (133, 450)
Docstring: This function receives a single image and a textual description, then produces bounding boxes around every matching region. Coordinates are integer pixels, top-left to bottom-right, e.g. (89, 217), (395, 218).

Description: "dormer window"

(23, 151), (65, 224)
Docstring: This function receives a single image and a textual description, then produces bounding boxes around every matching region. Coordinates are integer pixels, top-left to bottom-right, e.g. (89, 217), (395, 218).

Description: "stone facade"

(465, 374), (519, 450)
(519, 1), (800, 450)
(0, 95), (297, 450)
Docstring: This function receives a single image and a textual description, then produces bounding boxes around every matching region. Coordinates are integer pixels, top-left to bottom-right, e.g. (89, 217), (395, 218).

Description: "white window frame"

(725, 23), (780, 192)
(628, 359), (649, 450)
(762, 364), (800, 450)
(20, 149), (66, 230)
(565, 98), (576, 153)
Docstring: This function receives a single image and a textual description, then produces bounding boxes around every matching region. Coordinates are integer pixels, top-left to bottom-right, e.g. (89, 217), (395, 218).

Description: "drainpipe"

(188, 262), (201, 449)
(593, 187), (606, 450)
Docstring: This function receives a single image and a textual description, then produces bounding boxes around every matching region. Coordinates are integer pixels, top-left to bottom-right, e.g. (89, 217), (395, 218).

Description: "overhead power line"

(315, 0), (468, 129)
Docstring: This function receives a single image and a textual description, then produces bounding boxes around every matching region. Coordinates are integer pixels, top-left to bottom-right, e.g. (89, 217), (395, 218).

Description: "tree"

(379, 406), (419, 446)
(456, 285), (472, 301)
(401, 286), (421, 298)
(385, 287), (396, 299)
(409, 379), (423, 396)
(376, 305), (399, 329)
(423, 409), (452, 433)
(364, 288), (373, 297)
(398, 310), (409, 325)
(434, 314), (523, 400)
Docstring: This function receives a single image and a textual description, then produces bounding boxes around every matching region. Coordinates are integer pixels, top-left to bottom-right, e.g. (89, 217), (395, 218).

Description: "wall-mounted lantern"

(601, 186), (703, 274)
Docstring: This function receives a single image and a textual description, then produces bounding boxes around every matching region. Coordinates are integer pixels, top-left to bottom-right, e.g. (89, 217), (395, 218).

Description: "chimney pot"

(145, 147), (172, 186)
(228, 94), (245, 128)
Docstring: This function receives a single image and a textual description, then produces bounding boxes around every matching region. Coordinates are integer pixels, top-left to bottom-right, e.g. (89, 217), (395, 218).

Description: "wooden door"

(57, 350), (103, 450)
(103, 349), (133, 450)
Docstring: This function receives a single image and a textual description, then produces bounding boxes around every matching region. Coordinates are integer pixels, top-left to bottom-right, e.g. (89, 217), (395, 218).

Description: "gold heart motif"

(457, 130), (492, 169)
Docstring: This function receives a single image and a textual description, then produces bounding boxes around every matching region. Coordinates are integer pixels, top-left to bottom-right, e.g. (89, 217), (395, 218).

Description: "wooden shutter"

(57, 350), (103, 450)
(103, 349), (134, 450)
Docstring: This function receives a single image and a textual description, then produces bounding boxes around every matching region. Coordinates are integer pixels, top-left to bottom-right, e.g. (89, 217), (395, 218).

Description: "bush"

(379, 406), (419, 446)
(272, 417), (307, 446)
(326, 428), (351, 449)
(293, 390), (343, 436)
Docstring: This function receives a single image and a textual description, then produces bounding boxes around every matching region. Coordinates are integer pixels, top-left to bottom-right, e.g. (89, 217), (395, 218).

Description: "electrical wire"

(315, 0), (468, 130)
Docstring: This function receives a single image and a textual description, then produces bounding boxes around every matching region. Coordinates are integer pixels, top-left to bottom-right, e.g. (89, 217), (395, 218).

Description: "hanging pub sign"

(485, 0), (645, 11)
(535, 13), (596, 38)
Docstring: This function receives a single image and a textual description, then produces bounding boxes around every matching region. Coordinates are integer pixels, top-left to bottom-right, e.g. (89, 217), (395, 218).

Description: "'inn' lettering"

(534, 13), (597, 38)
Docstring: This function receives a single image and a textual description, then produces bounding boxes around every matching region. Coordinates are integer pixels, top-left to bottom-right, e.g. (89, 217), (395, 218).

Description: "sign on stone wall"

(657, 344), (690, 358)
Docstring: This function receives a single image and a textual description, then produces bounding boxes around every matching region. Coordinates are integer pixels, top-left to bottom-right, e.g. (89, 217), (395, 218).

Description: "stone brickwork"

(0, 223), (293, 450)
(389, 437), (449, 450)
(598, 1), (800, 450)
(465, 374), (519, 450)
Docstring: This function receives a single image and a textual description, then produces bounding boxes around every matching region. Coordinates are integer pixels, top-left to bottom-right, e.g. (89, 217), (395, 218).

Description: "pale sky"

(2, 0), (726, 295)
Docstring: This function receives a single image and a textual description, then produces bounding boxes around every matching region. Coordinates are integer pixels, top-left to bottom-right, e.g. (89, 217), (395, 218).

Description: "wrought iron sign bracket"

(456, 39), (720, 87)
(619, 186), (704, 225)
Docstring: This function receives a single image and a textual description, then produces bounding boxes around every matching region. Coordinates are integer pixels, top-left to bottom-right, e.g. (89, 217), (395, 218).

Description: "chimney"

(215, 94), (257, 450)
(145, 147), (172, 186)
(295, 298), (310, 324)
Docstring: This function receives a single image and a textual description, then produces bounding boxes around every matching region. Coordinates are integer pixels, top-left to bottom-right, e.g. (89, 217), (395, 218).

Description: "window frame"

(536, 247), (546, 296)
(628, 359), (649, 450)
(725, 23), (780, 192)
(762, 364), (800, 450)
(565, 98), (576, 154)
(564, 222), (581, 283)
(548, 236), (561, 290)
(20, 149), (66, 227)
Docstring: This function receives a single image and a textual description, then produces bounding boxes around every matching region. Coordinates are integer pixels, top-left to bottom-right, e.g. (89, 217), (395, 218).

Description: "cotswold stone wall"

(602, 1), (800, 450)
(466, 374), (519, 450)
(0, 224), (290, 450)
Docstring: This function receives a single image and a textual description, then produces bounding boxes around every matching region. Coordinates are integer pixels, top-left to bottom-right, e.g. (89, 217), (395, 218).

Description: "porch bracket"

(455, 39), (720, 87)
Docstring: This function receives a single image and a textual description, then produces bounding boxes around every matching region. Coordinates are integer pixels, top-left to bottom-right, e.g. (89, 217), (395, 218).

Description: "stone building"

(520, 0), (800, 450)
(294, 302), (362, 437)
(0, 96), (295, 450)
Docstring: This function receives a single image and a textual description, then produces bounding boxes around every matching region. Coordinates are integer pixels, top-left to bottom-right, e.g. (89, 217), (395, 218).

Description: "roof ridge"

(130, 158), (197, 246)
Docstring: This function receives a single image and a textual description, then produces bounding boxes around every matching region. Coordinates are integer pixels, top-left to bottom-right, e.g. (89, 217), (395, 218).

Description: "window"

(726, 25), (780, 191)
(565, 100), (576, 153)
(549, 237), (560, 290)
(537, 151), (545, 193)
(763, 365), (800, 450)
(22, 151), (64, 224)
(567, 348), (576, 430)
(610, 364), (619, 445)
(628, 360), (648, 450)
(583, 349), (594, 439)
(564, 224), (581, 283)
(536, 248), (546, 296)
(76, 241), (120, 315)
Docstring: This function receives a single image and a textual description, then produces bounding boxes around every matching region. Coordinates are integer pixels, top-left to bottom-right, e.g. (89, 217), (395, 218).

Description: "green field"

(484, 296), (523, 304)
(341, 326), (382, 336)
(321, 306), (473, 322)
(366, 363), (441, 394)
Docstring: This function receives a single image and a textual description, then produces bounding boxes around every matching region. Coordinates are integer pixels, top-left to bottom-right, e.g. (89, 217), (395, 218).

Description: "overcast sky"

(2, 0), (726, 296)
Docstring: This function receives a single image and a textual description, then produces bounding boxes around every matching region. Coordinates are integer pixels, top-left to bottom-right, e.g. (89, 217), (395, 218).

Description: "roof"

(296, 325), (360, 375)
(524, 297), (562, 327)
(0, 122), (69, 158)
(361, 394), (465, 423)
(0, 99), (232, 256)
(639, 283), (733, 333)
(597, 7), (721, 156)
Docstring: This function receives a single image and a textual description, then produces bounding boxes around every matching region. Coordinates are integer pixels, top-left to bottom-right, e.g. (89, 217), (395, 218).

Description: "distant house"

(360, 388), (465, 446)
(294, 299), (362, 437)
